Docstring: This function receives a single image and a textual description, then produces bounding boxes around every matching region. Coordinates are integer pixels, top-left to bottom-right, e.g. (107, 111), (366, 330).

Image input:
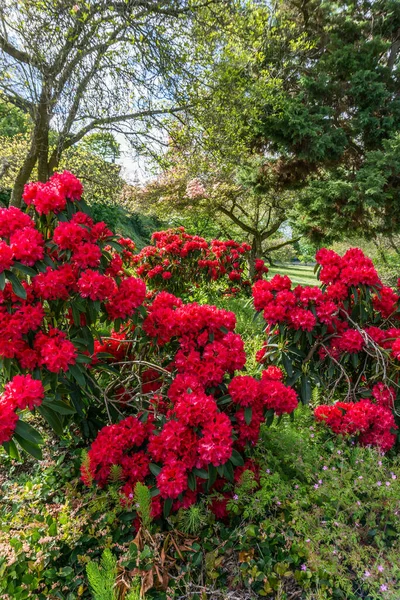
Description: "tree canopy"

(0, 0), (226, 205)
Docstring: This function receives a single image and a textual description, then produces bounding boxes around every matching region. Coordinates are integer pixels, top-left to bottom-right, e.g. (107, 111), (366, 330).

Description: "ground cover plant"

(1, 173), (400, 599)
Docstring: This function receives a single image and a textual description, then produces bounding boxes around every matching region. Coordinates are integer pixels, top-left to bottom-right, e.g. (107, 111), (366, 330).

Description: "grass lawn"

(268, 263), (318, 287)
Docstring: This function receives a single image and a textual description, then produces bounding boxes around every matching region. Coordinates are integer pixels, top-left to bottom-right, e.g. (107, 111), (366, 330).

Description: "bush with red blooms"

(132, 226), (268, 296)
(0, 171), (144, 458)
(253, 247), (400, 452)
(81, 293), (298, 519)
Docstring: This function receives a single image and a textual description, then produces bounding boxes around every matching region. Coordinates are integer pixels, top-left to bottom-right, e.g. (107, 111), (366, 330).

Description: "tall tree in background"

(0, 0), (225, 205)
(254, 0), (400, 242)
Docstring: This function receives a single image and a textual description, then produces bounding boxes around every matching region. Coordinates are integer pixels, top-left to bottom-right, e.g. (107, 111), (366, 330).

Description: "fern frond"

(134, 482), (152, 530)
(81, 449), (93, 487)
(108, 464), (123, 483)
(86, 549), (118, 600)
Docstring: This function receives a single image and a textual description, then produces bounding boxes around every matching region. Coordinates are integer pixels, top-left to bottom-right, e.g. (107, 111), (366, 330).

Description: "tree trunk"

(10, 86), (51, 206)
(36, 85), (51, 182)
(249, 234), (263, 279)
(10, 140), (38, 207)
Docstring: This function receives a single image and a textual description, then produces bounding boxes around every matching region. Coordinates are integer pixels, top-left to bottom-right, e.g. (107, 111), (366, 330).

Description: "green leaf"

(244, 406), (252, 425)
(14, 434), (43, 459)
(3, 439), (20, 460)
(223, 461), (234, 482)
(265, 408), (275, 427)
(149, 463), (161, 476)
(68, 364), (86, 387)
(14, 419), (43, 444)
(38, 406), (64, 436)
(0, 271), (6, 290)
(300, 375), (311, 404)
(42, 399), (75, 415)
(230, 449), (244, 467)
(188, 471), (197, 491)
(163, 498), (173, 518)
(282, 354), (293, 377)
(6, 272), (26, 299)
(193, 468), (208, 479)
(207, 464), (217, 490)
(12, 262), (37, 276)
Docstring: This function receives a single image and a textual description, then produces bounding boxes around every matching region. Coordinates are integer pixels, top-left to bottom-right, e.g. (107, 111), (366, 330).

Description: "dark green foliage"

(255, 0), (400, 242)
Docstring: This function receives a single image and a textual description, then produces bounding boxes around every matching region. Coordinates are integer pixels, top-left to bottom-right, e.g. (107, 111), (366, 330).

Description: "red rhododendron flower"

(72, 243), (102, 268)
(34, 329), (77, 372)
(198, 413), (233, 467)
(53, 221), (88, 250)
(157, 461), (188, 499)
(77, 270), (117, 301)
(51, 170), (83, 200)
(0, 241), (14, 273)
(3, 374), (44, 411)
(106, 277), (146, 320)
(0, 207), (35, 238)
(10, 227), (44, 266)
(228, 375), (259, 407)
(0, 399), (19, 444)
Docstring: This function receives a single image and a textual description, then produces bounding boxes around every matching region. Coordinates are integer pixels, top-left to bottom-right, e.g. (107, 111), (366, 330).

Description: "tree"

(252, 0), (400, 242)
(0, 0), (225, 205)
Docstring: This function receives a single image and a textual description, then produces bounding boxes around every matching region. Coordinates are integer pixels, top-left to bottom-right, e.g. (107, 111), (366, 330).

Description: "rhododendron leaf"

(114, 318), (121, 332)
(217, 395), (231, 406)
(12, 262), (37, 276)
(300, 376), (311, 404)
(244, 406), (252, 425)
(68, 364), (86, 387)
(43, 399), (75, 415)
(38, 405), (64, 436)
(150, 487), (160, 497)
(43, 254), (55, 268)
(71, 305), (81, 326)
(76, 354), (92, 364)
(223, 461), (234, 482)
(193, 468), (208, 479)
(14, 435), (43, 460)
(149, 463), (162, 476)
(282, 355), (293, 377)
(3, 439), (20, 460)
(188, 472), (196, 491)
(265, 409), (275, 428)
(14, 420), (43, 445)
(230, 449), (244, 467)
(207, 465), (217, 490)
(107, 241), (124, 252)
(220, 326), (229, 334)
(163, 498), (173, 518)
(6, 272), (26, 299)
(0, 271), (4, 290)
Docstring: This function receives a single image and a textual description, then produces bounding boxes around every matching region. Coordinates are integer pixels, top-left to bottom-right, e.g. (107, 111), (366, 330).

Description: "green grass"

(268, 263), (318, 287)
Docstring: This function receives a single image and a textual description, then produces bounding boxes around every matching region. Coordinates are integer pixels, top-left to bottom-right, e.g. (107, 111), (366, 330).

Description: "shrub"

(132, 226), (268, 296)
(0, 171), (146, 459)
(253, 247), (400, 452)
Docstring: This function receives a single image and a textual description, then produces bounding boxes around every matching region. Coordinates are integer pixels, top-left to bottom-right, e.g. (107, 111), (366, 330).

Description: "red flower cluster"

(314, 397), (397, 452)
(133, 227), (259, 294)
(23, 170), (83, 214)
(0, 375), (44, 444)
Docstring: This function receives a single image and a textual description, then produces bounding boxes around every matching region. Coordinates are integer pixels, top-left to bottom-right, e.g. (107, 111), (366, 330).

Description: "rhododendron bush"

(253, 248), (400, 452)
(0, 172), (297, 518)
(0, 171), (145, 458)
(132, 226), (268, 296)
